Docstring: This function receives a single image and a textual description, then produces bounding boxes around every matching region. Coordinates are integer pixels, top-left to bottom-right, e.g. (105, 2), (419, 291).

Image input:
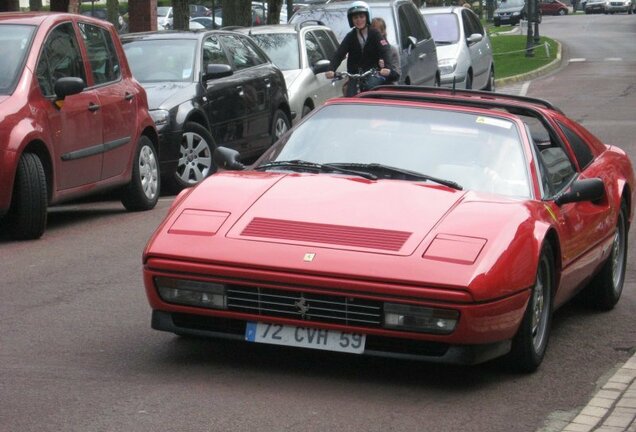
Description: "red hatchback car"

(0, 13), (159, 240)
(540, 0), (569, 15)
(142, 86), (634, 372)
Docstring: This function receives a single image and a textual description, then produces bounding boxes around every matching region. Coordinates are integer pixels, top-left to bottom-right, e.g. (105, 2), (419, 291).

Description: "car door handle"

(88, 102), (100, 112)
(418, 53), (427, 60)
(124, 92), (134, 101)
(236, 86), (244, 97)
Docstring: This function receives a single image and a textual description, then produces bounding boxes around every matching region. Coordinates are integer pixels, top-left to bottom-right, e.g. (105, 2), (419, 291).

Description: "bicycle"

(331, 68), (383, 96)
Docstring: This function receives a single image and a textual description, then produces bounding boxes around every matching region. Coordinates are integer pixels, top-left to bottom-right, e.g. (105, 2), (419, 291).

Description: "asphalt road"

(1, 13), (635, 432)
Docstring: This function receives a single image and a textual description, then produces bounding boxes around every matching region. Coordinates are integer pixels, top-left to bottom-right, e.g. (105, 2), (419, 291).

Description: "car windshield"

(123, 39), (197, 83)
(157, 6), (170, 17)
(0, 24), (35, 95)
(423, 13), (459, 44)
(290, 7), (395, 44)
(497, 0), (525, 7)
(250, 33), (300, 70)
(265, 103), (531, 197)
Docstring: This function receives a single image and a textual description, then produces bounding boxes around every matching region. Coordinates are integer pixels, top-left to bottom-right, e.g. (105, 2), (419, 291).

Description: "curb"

(495, 39), (564, 87)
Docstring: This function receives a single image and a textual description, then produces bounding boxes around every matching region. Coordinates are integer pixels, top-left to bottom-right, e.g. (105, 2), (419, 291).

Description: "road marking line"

(604, 57), (622, 61)
(519, 82), (530, 97)
(569, 58), (586, 62)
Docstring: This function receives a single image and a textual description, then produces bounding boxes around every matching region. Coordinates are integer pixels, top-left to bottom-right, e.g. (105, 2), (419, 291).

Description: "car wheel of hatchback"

(271, 109), (291, 144)
(121, 135), (160, 211)
(171, 122), (217, 191)
(7, 153), (48, 240)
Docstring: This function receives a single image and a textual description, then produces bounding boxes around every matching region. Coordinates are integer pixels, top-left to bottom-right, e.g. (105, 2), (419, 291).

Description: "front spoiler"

(151, 310), (512, 366)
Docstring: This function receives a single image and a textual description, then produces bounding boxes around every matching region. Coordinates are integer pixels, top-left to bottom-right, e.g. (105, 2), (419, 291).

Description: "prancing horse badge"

(303, 253), (316, 262)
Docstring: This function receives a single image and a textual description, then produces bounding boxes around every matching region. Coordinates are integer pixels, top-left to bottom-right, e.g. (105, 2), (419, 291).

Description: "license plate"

(245, 322), (366, 354)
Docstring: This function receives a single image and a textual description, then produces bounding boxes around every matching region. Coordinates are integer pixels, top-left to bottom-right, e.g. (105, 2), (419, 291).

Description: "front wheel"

(121, 136), (160, 211)
(483, 66), (496, 92)
(507, 243), (555, 373)
(580, 201), (628, 310)
(6, 153), (48, 240)
(271, 109), (290, 144)
(171, 122), (217, 191)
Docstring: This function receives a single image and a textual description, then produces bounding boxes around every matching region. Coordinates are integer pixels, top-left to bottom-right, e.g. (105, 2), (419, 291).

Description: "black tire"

(271, 109), (291, 144)
(507, 243), (555, 373)
(7, 153), (47, 240)
(121, 135), (160, 211)
(169, 122), (217, 192)
(301, 104), (312, 118)
(580, 201), (628, 310)
(465, 72), (473, 90)
(483, 66), (496, 92)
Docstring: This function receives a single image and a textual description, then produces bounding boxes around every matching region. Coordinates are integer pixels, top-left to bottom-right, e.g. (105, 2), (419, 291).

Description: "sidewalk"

(494, 33), (636, 432)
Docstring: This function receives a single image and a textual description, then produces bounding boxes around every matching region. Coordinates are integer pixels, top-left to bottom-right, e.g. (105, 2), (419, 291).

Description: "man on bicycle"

(325, 1), (394, 96)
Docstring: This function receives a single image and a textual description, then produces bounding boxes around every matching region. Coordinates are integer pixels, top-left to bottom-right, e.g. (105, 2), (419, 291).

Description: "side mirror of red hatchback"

(53, 77), (86, 99)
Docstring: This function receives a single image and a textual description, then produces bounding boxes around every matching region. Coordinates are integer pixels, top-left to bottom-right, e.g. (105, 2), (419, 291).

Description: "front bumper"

(606, 4), (632, 11)
(493, 14), (522, 25)
(152, 310), (512, 365)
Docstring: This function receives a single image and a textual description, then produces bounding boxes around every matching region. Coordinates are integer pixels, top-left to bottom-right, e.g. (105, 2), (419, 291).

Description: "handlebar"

(331, 68), (378, 82)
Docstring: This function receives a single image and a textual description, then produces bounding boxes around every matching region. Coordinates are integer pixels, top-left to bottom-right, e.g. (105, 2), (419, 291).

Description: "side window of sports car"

(36, 23), (87, 96)
(533, 138), (577, 197)
(78, 22), (121, 86)
(556, 121), (594, 170)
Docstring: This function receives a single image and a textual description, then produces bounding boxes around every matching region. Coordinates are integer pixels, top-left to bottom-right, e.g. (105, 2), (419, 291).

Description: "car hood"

(495, 4), (525, 12)
(147, 171), (539, 297)
(140, 81), (196, 110)
(0, 95), (8, 105)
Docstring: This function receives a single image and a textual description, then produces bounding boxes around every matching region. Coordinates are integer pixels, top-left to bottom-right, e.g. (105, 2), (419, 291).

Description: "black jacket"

(329, 27), (392, 74)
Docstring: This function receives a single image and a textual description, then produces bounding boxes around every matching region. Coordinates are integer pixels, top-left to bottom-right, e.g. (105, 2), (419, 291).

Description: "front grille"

(226, 286), (383, 327)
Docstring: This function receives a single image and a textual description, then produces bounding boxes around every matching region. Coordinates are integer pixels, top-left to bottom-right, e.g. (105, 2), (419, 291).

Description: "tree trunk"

(49, 0), (69, 12)
(172, 0), (189, 30)
(267, 0), (284, 24)
(107, 0), (119, 27)
(0, 0), (20, 11)
(221, 0), (251, 26)
(29, 0), (43, 11)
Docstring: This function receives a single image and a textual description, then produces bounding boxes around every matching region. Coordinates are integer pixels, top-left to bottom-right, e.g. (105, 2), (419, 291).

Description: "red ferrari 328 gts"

(142, 86), (634, 372)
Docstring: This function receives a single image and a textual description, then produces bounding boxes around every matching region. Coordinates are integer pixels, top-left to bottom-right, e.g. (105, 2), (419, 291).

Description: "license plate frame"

(245, 322), (366, 354)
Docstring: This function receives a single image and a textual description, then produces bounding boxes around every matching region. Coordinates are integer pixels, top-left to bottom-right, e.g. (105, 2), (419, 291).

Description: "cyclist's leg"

(345, 77), (360, 96)
(362, 75), (386, 92)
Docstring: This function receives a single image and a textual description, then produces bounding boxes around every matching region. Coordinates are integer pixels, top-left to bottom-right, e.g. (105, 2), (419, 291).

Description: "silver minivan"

(290, 0), (440, 86)
(422, 6), (495, 91)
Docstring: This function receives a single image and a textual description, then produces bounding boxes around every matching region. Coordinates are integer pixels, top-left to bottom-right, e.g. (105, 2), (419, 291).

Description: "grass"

(486, 27), (559, 79)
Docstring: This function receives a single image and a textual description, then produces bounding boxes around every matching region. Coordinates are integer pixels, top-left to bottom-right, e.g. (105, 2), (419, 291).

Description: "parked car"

(121, 31), (292, 191)
(236, 23), (345, 124)
(81, 9), (128, 33)
(189, 4), (212, 17)
(422, 6), (494, 91)
(0, 13), (159, 240)
(142, 86), (634, 372)
(539, 0), (569, 14)
(605, 0), (634, 13)
(189, 16), (220, 29)
(290, 0), (440, 86)
(493, 0), (526, 25)
(156, 6), (173, 30)
(584, 0), (607, 12)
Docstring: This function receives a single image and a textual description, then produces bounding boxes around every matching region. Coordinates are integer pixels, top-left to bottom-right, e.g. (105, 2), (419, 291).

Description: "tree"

(221, 0), (251, 26)
(266, 0), (284, 24)
(107, 0), (120, 27)
(172, 0), (189, 30)
(0, 0), (20, 11)
(29, 0), (43, 11)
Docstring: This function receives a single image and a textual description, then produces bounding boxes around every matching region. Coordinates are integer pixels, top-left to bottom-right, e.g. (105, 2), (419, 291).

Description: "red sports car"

(142, 86), (634, 372)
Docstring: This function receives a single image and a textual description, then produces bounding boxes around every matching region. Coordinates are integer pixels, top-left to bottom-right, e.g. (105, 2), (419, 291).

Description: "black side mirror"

(312, 59), (330, 75)
(203, 64), (233, 82)
(213, 146), (245, 171)
(54, 77), (86, 98)
(554, 178), (605, 206)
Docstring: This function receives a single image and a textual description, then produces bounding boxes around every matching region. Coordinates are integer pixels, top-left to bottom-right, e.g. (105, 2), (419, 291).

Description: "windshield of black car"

(423, 13), (459, 44)
(250, 33), (300, 70)
(123, 39), (197, 83)
(0, 24), (34, 95)
(265, 104), (531, 197)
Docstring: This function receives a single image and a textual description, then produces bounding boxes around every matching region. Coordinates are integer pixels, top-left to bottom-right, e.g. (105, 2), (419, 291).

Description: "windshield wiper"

(255, 160), (377, 180)
(328, 163), (463, 190)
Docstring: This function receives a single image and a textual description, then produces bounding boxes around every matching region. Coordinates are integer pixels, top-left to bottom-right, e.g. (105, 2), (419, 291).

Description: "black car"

(121, 31), (292, 191)
(493, 0), (527, 26)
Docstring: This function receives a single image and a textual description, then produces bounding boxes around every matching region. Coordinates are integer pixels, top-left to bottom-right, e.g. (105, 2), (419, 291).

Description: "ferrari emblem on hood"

(303, 253), (316, 262)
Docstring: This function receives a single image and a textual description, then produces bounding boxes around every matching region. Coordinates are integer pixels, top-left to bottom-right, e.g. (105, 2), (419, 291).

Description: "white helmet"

(347, 1), (371, 27)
